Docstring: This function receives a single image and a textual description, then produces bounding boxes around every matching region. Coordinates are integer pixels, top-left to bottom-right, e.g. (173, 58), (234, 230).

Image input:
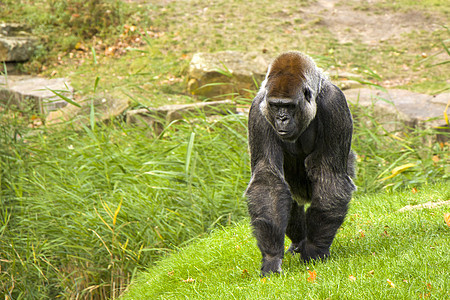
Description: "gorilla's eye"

(304, 88), (312, 102)
(268, 101), (296, 110)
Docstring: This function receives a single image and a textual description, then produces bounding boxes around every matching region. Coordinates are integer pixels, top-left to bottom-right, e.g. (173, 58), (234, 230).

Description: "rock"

(126, 100), (236, 132)
(0, 75), (73, 113)
(46, 94), (129, 127)
(430, 93), (450, 106)
(0, 37), (37, 62)
(335, 80), (363, 91)
(0, 23), (37, 62)
(0, 23), (29, 36)
(344, 88), (449, 132)
(187, 51), (269, 99)
(326, 70), (364, 90)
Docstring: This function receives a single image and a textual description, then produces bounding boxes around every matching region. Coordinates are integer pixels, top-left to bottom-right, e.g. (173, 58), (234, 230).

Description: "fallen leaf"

(368, 270), (374, 275)
(431, 155), (440, 163)
(387, 278), (395, 288)
(307, 270), (317, 283)
(379, 163), (416, 181)
(411, 187), (418, 194)
(349, 275), (356, 281)
(241, 269), (249, 278)
(444, 213), (450, 227)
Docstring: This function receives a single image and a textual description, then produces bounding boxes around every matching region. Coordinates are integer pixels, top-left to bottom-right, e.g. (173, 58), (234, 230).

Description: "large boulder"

(0, 75), (73, 113)
(186, 52), (368, 99)
(0, 23), (37, 62)
(187, 51), (269, 99)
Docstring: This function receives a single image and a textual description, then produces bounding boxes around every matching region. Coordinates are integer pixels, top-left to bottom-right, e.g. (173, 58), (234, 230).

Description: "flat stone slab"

(0, 75), (73, 113)
(344, 88), (449, 130)
(46, 94), (129, 127)
(126, 100), (236, 132)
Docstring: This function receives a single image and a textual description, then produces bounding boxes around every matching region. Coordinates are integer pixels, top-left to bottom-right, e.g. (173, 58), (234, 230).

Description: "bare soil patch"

(305, 0), (444, 44)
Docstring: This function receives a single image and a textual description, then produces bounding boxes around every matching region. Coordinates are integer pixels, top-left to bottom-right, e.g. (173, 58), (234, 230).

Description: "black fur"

(246, 52), (356, 276)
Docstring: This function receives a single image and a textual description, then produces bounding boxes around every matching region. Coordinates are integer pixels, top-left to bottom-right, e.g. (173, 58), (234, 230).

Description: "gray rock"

(344, 88), (449, 131)
(0, 23), (30, 36)
(326, 70), (364, 90)
(430, 93), (450, 106)
(187, 51), (269, 99)
(126, 100), (236, 133)
(0, 36), (38, 62)
(0, 75), (73, 113)
(335, 80), (363, 91)
(0, 23), (37, 62)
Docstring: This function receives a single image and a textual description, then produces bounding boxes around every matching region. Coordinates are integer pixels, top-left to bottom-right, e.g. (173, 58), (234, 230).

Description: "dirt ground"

(307, 0), (444, 44)
(127, 0), (445, 46)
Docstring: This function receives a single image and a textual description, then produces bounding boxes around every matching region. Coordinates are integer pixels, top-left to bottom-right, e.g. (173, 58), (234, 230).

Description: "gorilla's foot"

(297, 239), (330, 262)
(286, 243), (300, 255)
(260, 256), (282, 277)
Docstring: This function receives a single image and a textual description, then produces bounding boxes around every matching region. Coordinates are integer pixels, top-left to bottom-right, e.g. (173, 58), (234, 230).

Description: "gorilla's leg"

(246, 168), (292, 276)
(285, 202), (306, 254)
(297, 175), (353, 262)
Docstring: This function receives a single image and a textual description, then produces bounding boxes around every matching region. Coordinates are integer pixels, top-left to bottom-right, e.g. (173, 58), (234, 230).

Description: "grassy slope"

(123, 183), (450, 299)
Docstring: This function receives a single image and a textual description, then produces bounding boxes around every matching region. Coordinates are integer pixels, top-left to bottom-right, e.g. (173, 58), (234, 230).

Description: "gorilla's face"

(262, 87), (316, 142)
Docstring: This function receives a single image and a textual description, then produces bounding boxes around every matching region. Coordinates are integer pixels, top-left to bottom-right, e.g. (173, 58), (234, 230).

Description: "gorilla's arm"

(298, 83), (356, 261)
(246, 94), (293, 275)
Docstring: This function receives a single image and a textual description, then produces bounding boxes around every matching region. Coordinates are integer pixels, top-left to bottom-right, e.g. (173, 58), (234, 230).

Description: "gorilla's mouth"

(277, 130), (297, 141)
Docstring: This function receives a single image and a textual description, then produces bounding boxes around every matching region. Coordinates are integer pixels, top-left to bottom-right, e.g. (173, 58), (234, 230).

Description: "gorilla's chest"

(283, 153), (312, 204)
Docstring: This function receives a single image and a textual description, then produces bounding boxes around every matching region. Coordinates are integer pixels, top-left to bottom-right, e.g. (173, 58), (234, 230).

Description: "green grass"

(122, 183), (450, 299)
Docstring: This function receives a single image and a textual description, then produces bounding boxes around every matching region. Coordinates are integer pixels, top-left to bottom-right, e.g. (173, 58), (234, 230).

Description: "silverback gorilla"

(245, 51), (356, 276)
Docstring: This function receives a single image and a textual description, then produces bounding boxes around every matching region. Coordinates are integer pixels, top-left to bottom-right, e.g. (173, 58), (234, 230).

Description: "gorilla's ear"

(304, 87), (312, 103)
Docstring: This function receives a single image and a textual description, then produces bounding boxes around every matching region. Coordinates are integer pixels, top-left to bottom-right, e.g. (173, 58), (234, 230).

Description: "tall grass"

(351, 102), (449, 193)
(0, 110), (249, 298)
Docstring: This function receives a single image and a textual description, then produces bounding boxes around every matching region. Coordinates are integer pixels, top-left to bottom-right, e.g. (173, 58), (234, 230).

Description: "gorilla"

(245, 51), (356, 276)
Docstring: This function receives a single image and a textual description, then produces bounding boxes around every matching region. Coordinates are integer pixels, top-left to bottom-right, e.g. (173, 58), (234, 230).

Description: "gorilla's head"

(259, 51), (321, 141)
